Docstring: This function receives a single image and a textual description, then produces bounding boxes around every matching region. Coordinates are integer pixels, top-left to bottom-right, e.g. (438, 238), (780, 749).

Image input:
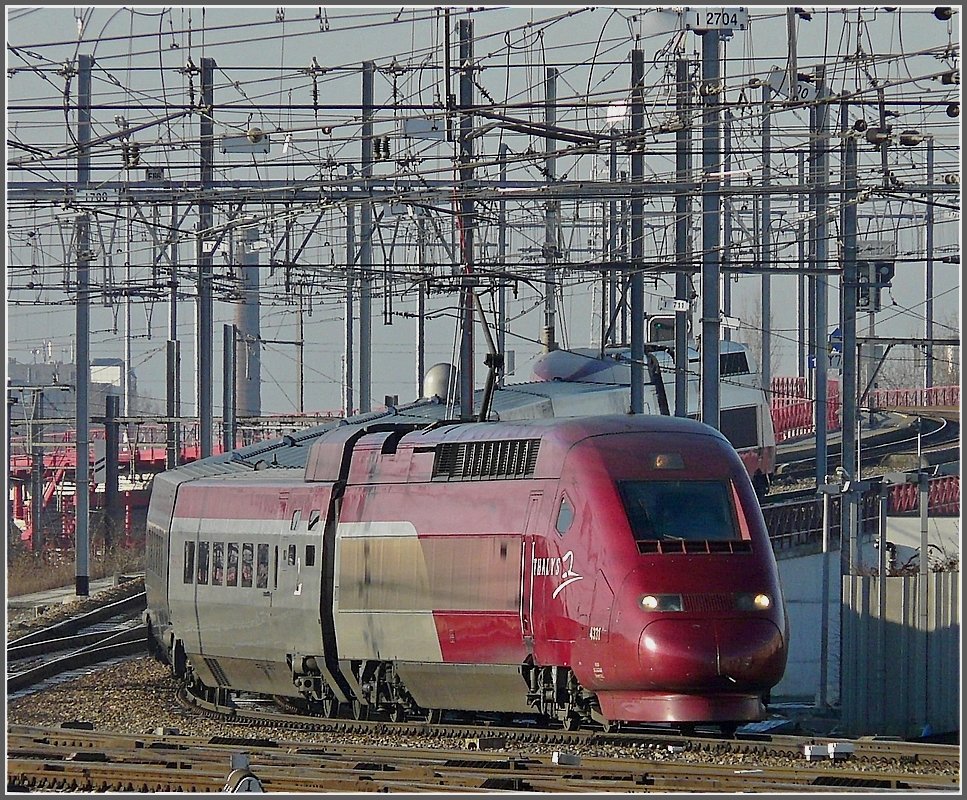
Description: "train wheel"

(320, 695), (339, 719)
(388, 704), (406, 723)
(422, 708), (442, 725)
(351, 698), (369, 721)
(600, 718), (621, 734)
(563, 712), (581, 732)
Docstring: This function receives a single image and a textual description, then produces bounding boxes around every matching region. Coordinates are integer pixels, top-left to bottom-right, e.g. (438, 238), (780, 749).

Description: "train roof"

(155, 342), (757, 485)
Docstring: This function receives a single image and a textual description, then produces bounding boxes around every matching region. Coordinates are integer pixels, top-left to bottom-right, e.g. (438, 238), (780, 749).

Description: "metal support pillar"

(925, 137), (935, 388)
(222, 324), (236, 452)
(166, 340), (180, 469)
(542, 67), (559, 354)
(675, 58), (691, 417)
(197, 56), (215, 459)
(700, 30), (721, 429)
(497, 143), (509, 385)
(458, 19), (475, 420)
(630, 49), (645, 414)
(75, 52), (93, 597)
(417, 215), (426, 396)
(760, 85), (772, 388)
(722, 108), (732, 342)
(104, 394), (120, 547)
(166, 201), (180, 469)
(608, 140), (619, 350)
(360, 62), (375, 413)
(813, 66), (829, 487)
(30, 389), (44, 552)
(235, 225), (261, 420)
(344, 165), (355, 417)
(841, 128), (860, 575)
(797, 152), (806, 379)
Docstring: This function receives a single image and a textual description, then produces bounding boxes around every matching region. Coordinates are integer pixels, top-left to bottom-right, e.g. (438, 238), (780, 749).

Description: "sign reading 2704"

(682, 7), (749, 31)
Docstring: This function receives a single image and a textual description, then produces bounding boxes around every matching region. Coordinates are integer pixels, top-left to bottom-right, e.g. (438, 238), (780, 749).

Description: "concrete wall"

(770, 516), (959, 711)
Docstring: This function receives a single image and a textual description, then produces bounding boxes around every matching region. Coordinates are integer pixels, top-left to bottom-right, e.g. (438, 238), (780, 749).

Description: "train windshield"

(617, 480), (738, 542)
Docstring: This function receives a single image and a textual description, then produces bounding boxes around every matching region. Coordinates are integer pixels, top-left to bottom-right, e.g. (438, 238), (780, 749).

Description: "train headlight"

(639, 594), (683, 612)
(736, 592), (772, 611)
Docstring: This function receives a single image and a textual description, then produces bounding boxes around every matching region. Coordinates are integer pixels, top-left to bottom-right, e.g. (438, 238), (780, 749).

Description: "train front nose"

(638, 618), (786, 690)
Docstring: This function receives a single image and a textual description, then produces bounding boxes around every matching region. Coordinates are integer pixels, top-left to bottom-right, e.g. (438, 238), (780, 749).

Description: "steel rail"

(8, 589), (146, 648)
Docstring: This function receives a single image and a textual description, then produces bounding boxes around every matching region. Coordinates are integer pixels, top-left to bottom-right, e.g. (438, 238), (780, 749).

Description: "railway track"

(771, 413), (959, 488)
(176, 683), (960, 775)
(7, 592), (148, 695)
(7, 724), (959, 793)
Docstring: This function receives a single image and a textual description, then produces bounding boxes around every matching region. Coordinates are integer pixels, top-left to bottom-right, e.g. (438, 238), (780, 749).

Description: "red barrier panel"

(871, 385), (960, 410)
(770, 377), (842, 442)
(889, 476), (960, 516)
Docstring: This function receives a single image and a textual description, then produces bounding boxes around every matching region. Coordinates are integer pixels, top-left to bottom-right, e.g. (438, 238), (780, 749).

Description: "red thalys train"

(145, 414), (788, 731)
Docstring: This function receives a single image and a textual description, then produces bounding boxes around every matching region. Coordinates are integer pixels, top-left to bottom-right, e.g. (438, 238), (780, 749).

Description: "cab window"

(617, 480), (738, 542)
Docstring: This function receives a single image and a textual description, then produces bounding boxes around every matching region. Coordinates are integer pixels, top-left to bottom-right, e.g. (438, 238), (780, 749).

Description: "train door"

(520, 491), (542, 648)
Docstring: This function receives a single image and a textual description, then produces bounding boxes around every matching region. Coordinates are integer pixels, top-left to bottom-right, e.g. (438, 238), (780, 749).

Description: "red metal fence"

(870, 385), (960, 410)
(770, 377), (841, 443)
(890, 475), (961, 516)
(771, 380), (959, 443)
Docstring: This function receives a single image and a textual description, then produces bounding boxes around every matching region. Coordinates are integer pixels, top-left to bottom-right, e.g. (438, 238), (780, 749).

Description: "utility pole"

(458, 18), (475, 420)
(30, 389), (44, 552)
(196, 56), (215, 459)
(674, 57), (691, 417)
(760, 83), (772, 390)
(344, 165), (356, 416)
(841, 124), (859, 575)
(166, 200), (180, 469)
(700, 29), (722, 430)
(924, 136), (935, 388)
(222, 324), (236, 452)
(291, 215), (305, 415)
(75, 52), (93, 597)
(630, 49), (645, 414)
(497, 143), (509, 385)
(608, 138), (619, 350)
(417, 214), (426, 396)
(813, 66), (830, 488)
(360, 61), (375, 413)
(104, 394), (120, 547)
(541, 67), (559, 353)
(797, 152), (806, 378)
(235, 224), (261, 421)
(721, 107), (732, 342)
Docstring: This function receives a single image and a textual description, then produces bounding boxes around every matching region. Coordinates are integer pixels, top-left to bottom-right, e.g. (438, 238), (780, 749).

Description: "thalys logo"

(532, 550), (584, 599)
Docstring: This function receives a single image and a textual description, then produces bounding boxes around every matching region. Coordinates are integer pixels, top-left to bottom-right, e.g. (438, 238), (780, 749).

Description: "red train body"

(145, 414), (788, 729)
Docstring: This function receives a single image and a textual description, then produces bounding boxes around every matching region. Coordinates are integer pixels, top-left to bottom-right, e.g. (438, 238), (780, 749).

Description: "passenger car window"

(256, 543), (269, 588)
(241, 543), (254, 587)
(212, 542), (224, 585)
(307, 509), (321, 530)
(290, 510), (302, 530)
(288, 544), (297, 566)
(183, 541), (195, 584)
(226, 543), (239, 586)
(197, 541), (210, 585)
(305, 545), (316, 567)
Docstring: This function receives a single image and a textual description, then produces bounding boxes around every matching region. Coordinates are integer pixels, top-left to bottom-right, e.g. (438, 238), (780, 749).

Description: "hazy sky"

(6, 6), (961, 417)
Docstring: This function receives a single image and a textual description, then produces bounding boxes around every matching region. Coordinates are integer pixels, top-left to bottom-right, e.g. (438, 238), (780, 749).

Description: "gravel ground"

(7, 658), (958, 780)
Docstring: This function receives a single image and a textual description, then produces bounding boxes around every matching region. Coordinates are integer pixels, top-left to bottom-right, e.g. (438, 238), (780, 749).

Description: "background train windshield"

(617, 481), (738, 542)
